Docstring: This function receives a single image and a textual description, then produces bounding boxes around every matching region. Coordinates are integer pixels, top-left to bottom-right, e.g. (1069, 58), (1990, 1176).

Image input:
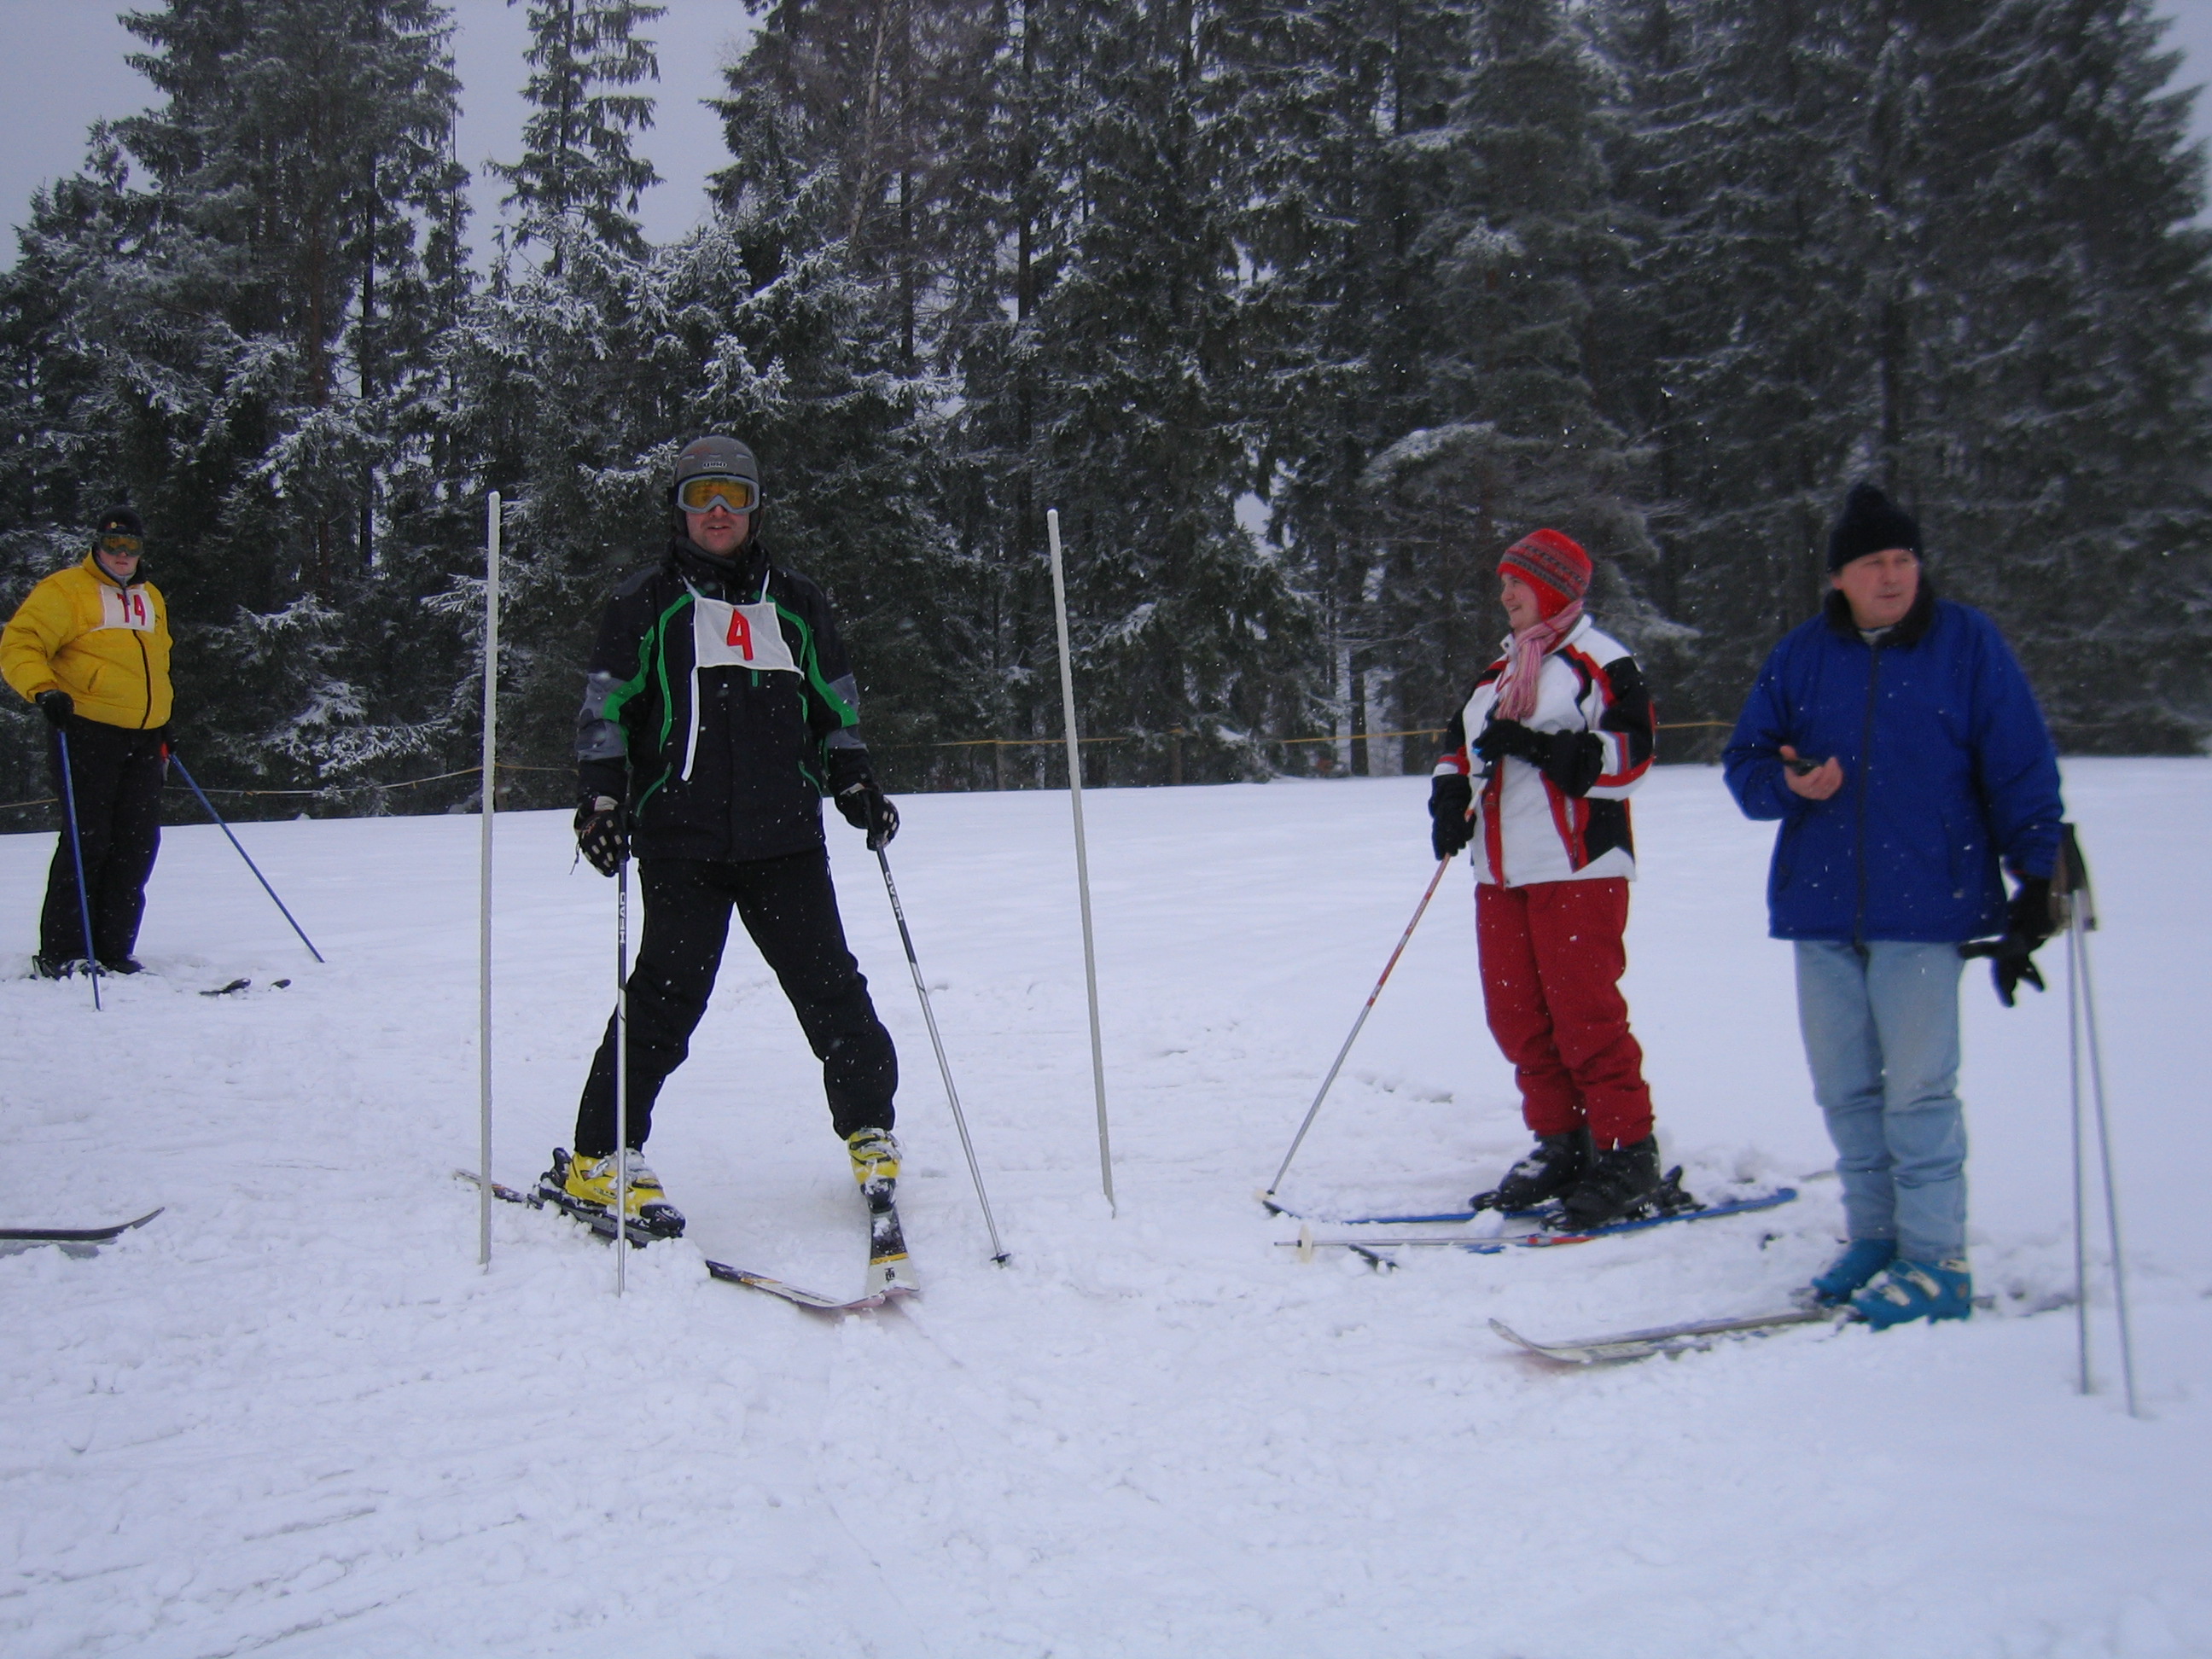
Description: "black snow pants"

(41, 719), (166, 966)
(573, 848), (898, 1155)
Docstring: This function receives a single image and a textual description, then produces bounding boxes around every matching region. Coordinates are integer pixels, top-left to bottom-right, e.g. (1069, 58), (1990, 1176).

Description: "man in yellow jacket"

(2, 508), (174, 976)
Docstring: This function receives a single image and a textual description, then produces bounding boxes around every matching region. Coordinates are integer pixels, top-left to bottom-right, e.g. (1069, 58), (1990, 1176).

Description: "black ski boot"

(1473, 1126), (1592, 1213)
(1560, 1134), (1664, 1229)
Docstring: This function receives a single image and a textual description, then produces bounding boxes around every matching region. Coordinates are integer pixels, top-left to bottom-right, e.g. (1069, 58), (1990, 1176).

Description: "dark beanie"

(1826, 482), (1918, 572)
(95, 506), (144, 538)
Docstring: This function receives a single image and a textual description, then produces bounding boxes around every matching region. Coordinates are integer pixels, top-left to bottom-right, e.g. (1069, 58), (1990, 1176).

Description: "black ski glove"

(826, 748), (899, 850)
(35, 690), (72, 728)
(1473, 717), (1545, 768)
(1958, 876), (2053, 1007)
(573, 794), (627, 877)
(1429, 773), (1475, 861)
(1476, 717), (1604, 795)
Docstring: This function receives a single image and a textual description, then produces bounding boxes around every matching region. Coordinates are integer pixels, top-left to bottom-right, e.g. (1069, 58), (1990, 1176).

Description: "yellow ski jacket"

(1, 555), (173, 730)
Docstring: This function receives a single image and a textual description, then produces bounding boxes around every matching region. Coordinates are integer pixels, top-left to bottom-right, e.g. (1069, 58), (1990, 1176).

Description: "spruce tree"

(489, 0), (665, 269)
(1367, 0), (1663, 738)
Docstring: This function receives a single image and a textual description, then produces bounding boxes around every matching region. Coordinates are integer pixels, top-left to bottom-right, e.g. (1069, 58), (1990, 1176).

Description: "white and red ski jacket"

(1434, 616), (1655, 888)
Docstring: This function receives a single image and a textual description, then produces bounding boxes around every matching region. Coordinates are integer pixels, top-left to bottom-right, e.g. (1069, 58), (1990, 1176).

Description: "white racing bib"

(690, 595), (799, 674)
(97, 586), (157, 632)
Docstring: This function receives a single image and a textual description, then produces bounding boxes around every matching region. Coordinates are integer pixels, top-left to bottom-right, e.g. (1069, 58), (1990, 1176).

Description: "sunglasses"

(98, 533), (143, 555)
(677, 476), (758, 514)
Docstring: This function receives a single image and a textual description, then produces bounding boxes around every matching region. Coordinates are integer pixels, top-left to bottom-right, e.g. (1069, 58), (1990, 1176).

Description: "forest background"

(3, 0), (2209, 823)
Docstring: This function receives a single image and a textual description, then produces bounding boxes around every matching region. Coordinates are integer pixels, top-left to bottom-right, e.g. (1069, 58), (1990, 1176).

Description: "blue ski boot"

(1809, 1239), (1896, 1307)
(1851, 1258), (1971, 1329)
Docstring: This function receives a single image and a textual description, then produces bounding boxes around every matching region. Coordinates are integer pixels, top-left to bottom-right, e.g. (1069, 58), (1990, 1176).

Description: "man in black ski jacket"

(545, 434), (904, 1236)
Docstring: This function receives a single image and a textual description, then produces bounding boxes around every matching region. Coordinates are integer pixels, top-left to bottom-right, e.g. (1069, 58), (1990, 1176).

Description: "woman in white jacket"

(1428, 528), (1662, 1228)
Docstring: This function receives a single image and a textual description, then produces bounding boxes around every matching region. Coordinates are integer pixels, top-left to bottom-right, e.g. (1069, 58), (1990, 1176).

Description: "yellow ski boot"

(547, 1148), (686, 1238)
(846, 1127), (901, 1200)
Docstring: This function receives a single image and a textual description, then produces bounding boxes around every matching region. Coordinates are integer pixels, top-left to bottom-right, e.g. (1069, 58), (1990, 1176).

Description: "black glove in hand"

(1958, 876), (2054, 1007)
(826, 749), (899, 851)
(2005, 876), (2055, 947)
(1429, 774), (1475, 860)
(1473, 718), (1545, 768)
(35, 690), (72, 728)
(573, 795), (627, 877)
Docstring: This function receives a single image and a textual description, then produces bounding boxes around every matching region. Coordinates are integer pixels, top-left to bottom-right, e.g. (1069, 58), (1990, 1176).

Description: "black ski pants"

(573, 848), (897, 1155)
(41, 719), (166, 966)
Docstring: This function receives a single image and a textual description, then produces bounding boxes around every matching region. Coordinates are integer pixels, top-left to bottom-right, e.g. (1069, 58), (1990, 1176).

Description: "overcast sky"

(0, 0), (756, 261)
(0, 0), (2209, 265)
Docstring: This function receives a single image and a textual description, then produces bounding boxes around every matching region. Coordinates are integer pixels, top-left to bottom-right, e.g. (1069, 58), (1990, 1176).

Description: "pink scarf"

(1493, 600), (1583, 722)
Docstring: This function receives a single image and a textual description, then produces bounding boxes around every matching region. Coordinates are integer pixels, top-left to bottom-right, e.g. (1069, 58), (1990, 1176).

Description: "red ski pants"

(1476, 876), (1654, 1149)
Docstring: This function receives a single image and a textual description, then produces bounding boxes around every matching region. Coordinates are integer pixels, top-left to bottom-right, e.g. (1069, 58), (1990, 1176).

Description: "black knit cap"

(1826, 482), (1918, 572)
(95, 505), (143, 538)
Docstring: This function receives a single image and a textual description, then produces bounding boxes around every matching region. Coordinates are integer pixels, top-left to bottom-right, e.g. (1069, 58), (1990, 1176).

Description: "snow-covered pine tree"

(1010, 0), (1307, 783)
(1866, 0), (2212, 750)
(1213, 0), (1471, 775)
(0, 1), (471, 806)
(488, 0), (664, 271)
(1589, 0), (1871, 728)
(1366, 0), (1664, 741)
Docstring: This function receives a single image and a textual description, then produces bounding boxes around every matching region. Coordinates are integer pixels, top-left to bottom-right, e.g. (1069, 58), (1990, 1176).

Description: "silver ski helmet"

(668, 434), (761, 554)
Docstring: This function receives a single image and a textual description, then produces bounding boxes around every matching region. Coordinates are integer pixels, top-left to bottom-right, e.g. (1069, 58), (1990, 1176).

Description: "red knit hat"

(1499, 528), (1592, 618)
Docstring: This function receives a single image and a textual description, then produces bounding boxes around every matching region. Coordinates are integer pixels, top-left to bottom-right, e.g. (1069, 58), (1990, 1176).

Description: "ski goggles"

(97, 533), (143, 556)
(676, 475), (759, 514)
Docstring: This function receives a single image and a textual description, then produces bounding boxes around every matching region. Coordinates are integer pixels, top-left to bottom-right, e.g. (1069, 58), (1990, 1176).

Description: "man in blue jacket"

(1724, 483), (2064, 1328)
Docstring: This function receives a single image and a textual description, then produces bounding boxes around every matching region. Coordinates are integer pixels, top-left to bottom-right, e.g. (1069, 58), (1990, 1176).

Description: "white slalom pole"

(1047, 509), (1114, 1214)
(615, 851), (631, 1297)
(479, 492), (500, 1268)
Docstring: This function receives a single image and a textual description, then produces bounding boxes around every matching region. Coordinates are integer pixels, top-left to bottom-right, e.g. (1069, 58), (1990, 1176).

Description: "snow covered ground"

(3, 760), (2207, 1658)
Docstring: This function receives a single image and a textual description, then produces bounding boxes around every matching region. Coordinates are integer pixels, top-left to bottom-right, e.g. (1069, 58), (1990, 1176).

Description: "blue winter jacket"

(1723, 584), (2063, 944)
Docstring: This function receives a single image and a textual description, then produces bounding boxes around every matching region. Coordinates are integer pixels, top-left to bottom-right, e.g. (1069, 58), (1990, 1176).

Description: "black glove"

(35, 690), (72, 728)
(826, 748), (899, 851)
(573, 794), (627, 877)
(1958, 876), (2053, 1007)
(1473, 717), (1546, 768)
(1429, 773), (1475, 860)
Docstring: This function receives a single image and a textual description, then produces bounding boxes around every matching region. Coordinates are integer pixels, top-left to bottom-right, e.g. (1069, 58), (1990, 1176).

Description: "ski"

(458, 1170), (916, 1313)
(0, 1207), (164, 1249)
(198, 977), (290, 997)
(1281, 1186), (1797, 1259)
(1489, 1306), (1843, 1364)
(864, 1185), (922, 1300)
(1263, 1163), (1711, 1227)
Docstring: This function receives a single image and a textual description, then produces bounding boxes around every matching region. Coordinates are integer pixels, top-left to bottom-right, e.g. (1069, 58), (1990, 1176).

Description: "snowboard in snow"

(1488, 1307), (1843, 1364)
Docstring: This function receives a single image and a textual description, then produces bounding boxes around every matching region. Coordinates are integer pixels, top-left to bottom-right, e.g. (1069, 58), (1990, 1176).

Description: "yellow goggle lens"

(677, 476), (758, 513)
(99, 533), (143, 555)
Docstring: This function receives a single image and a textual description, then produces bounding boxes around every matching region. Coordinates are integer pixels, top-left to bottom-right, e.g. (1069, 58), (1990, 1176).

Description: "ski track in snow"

(2, 760), (2207, 1658)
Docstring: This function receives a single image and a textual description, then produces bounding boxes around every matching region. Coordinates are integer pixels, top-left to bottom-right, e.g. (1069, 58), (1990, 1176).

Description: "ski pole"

(166, 752), (324, 963)
(2058, 825), (2137, 1417)
(1265, 853), (1457, 1199)
(876, 845), (1008, 1263)
(614, 845), (630, 1298)
(2059, 824), (2138, 1417)
(54, 729), (102, 1010)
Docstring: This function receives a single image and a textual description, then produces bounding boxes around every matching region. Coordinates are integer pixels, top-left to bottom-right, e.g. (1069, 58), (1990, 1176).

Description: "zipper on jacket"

(1851, 639), (1882, 945)
(135, 628), (151, 728)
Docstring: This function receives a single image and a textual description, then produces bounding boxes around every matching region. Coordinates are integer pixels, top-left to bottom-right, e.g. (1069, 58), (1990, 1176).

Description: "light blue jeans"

(1794, 940), (1967, 1263)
